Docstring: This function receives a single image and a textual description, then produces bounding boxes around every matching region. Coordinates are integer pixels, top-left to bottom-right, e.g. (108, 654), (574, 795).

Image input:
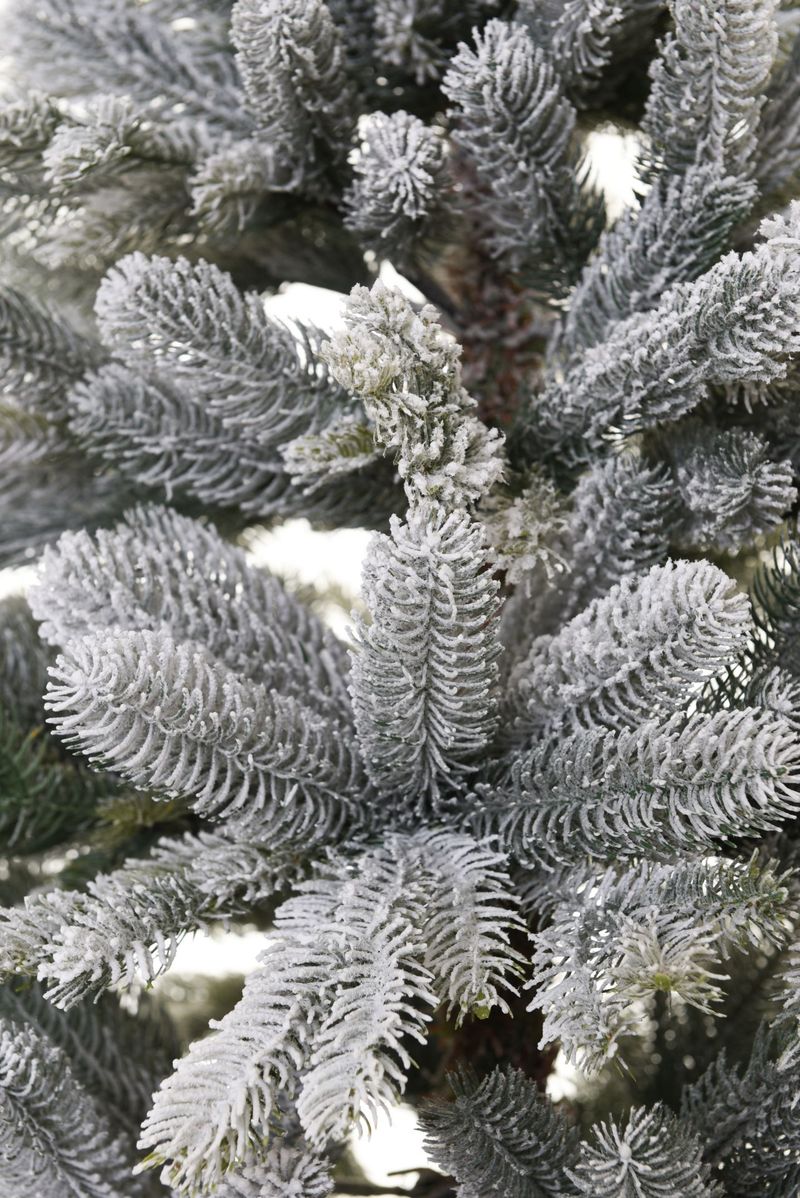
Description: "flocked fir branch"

(322, 279), (503, 507)
(514, 0), (665, 109)
(421, 1064), (580, 1198)
(351, 503), (501, 808)
(343, 111), (451, 265)
(1, 1), (800, 1195)
(520, 204), (800, 467)
(442, 17), (605, 292)
(640, 0), (777, 178)
(569, 1103), (720, 1198)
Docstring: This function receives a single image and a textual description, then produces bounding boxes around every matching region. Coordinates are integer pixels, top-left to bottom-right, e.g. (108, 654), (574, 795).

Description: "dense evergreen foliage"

(2, 1), (800, 1194)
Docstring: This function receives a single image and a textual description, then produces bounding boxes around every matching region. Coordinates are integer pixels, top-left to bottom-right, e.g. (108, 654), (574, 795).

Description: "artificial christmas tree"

(2, 0), (800, 1194)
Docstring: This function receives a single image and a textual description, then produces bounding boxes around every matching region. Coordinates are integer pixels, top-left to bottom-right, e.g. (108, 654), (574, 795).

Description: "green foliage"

(73, 253), (402, 525)
(0, 405), (133, 569)
(0, 1017), (152, 1197)
(0, 93), (60, 177)
(480, 468), (568, 587)
(213, 1143), (333, 1197)
(0, 706), (105, 854)
(0, 979), (177, 1128)
(421, 1064), (580, 1198)
(43, 96), (208, 190)
(6, 0), (243, 130)
(93, 252), (346, 446)
(70, 363), (299, 517)
(371, 0), (502, 85)
(281, 415), (382, 496)
(500, 449), (675, 652)
(29, 505), (352, 722)
(756, 31), (800, 206)
(750, 523), (800, 679)
(682, 1027), (800, 1196)
(0, 284), (97, 417)
(189, 138), (289, 235)
(0, 594), (50, 725)
(556, 166), (757, 361)
(515, 0), (664, 108)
